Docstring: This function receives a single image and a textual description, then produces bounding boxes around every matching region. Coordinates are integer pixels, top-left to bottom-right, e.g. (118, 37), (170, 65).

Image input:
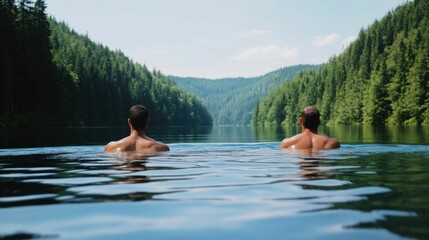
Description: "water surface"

(1, 142), (428, 239)
(1, 125), (428, 148)
(0, 126), (428, 239)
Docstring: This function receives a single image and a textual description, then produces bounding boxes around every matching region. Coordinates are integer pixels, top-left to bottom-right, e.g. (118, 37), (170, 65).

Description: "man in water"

(104, 105), (170, 152)
(280, 106), (340, 150)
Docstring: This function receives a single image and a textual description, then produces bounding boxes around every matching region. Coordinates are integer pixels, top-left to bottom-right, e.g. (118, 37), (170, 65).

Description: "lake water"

(0, 126), (428, 239)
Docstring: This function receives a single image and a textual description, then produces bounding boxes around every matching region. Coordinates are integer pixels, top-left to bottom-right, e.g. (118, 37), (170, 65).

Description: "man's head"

(300, 106), (320, 132)
(128, 105), (149, 131)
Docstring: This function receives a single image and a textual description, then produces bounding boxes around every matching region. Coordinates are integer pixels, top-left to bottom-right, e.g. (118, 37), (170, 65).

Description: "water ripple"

(0, 143), (428, 239)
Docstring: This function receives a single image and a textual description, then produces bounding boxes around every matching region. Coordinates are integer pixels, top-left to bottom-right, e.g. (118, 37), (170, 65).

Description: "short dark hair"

(300, 106), (320, 131)
(129, 105), (149, 130)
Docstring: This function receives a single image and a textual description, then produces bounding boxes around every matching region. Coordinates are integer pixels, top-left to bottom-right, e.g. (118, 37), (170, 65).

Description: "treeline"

(0, 0), (58, 126)
(171, 65), (319, 125)
(0, 0), (212, 127)
(49, 19), (212, 126)
(254, 0), (429, 126)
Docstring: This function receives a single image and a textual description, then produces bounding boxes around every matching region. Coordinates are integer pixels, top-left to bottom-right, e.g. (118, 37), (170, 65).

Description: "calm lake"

(0, 126), (428, 239)
(1, 125), (428, 148)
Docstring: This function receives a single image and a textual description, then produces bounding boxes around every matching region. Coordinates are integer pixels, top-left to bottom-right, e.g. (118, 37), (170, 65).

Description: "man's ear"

(127, 118), (132, 128)
(299, 117), (303, 125)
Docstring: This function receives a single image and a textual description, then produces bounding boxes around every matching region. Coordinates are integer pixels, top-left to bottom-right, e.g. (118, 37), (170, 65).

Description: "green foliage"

(171, 65), (320, 125)
(0, 0), (212, 127)
(0, 0), (59, 126)
(49, 19), (212, 126)
(254, 0), (429, 126)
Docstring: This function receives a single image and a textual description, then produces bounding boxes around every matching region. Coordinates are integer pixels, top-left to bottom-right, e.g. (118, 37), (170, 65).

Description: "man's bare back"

(104, 105), (169, 153)
(105, 133), (169, 153)
(280, 106), (340, 150)
(280, 130), (340, 150)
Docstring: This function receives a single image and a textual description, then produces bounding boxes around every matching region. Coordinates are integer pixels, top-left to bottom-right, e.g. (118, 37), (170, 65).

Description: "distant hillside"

(0, 0), (212, 127)
(254, 0), (429, 126)
(171, 65), (320, 125)
(49, 19), (212, 126)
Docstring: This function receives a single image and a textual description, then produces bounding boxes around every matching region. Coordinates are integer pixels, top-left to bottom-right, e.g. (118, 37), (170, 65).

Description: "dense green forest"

(171, 65), (319, 125)
(254, 0), (429, 126)
(0, 0), (212, 127)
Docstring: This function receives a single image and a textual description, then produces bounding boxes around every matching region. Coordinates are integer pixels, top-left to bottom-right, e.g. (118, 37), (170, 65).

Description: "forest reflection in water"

(252, 124), (429, 145)
(0, 125), (428, 148)
(0, 143), (428, 239)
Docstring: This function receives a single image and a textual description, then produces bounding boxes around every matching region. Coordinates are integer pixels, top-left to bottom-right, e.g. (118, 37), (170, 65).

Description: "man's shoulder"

(280, 134), (301, 148)
(137, 138), (169, 152)
(150, 140), (170, 151)
(152, 142), (170, 151)
(104, 137), (132, 152)
(106, 135), (169, 153)
(318, 134), (340, 149)
(104, 140), (120, 152)
(326, 137), (340, 149)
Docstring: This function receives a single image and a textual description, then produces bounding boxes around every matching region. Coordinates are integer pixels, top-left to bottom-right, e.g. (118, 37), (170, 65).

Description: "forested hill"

(49, 20), (212, 126)
(171, 65), (320, 125)
(0, 0), (212, 127)
(254, 0), (429, 126)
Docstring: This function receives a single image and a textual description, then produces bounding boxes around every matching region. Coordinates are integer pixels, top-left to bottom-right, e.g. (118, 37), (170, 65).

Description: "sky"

(45, 0), (409, 79)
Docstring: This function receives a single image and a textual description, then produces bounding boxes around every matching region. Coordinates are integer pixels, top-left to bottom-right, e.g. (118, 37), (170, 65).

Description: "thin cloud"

(342, 36), (357, 50)
(231, 44), (299, 61)
(313, 33), (341, 47)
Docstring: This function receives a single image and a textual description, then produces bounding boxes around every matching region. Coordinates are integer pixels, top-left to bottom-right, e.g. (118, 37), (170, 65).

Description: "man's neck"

(130, 129), (146, 137)
(302, 127), (318, 134)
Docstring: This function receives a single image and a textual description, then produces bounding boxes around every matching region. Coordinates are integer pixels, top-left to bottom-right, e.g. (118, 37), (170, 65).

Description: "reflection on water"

(0, 143), (428, 239)
(1, 125), (428, 148)
(252, 125), (429, 144)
